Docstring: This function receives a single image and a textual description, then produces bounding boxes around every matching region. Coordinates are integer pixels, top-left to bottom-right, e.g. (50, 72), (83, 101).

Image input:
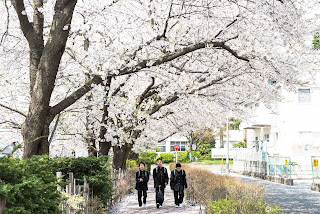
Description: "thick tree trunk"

(0, 198), (6, 214)
(14, 0), (78, 158)
(98, 78), (112, 156)
(87, 138), (97, 157)
(21, 108), (54, 158)
(128, 151), (138, 159)
(99, 140), (112, 156)
(112, 144), (133, 170)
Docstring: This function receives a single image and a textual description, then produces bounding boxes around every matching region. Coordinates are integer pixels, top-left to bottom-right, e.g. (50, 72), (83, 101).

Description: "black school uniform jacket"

(153, 166), (169, 188)
(170, 169), (187, 192)
(135, 170), (149, 191)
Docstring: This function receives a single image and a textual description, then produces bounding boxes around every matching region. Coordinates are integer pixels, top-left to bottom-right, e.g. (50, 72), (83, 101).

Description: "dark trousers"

(155, 187), (165, 205)
(138, 189), (147, 206)
(174, 190), (184, 205)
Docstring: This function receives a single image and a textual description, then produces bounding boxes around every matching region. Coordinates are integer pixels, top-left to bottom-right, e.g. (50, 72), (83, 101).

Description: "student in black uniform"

(170, 163), (187, 208)
(153, 158), (169, 208)
(135, 162), (149, 208)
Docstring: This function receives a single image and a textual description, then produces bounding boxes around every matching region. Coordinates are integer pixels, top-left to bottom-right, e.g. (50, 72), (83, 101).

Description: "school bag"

(156, 189), (164, 204)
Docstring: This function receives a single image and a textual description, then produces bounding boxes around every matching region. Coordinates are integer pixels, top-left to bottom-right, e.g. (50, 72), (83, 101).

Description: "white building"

(157, 135), (189, 153)
(240, 84), (320, 178)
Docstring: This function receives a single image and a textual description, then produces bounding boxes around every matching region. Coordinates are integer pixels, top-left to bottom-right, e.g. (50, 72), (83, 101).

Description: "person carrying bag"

(153, 158), (168, 209)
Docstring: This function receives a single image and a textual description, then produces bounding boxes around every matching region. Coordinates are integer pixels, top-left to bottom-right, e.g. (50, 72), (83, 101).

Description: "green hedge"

(159, 153), (174, 163)
(209, 197), (282, 214)
(136, 151), (201, 167)
(53, 156), (113, 203)
(177, 151), (201, 162)
(126, 159), (138, 168)
(0, 156), (113, 214)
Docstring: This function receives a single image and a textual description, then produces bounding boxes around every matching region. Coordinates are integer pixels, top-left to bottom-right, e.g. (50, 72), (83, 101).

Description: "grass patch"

(201, 159), (233, 165)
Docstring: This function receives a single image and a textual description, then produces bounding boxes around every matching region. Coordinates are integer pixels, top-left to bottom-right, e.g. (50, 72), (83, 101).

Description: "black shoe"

(156, 203), (160, 209)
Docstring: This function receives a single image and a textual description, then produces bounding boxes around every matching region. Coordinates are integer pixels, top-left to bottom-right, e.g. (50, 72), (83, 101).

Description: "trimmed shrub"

(209, 197), (282, 214)
(191, 151), (201, 159)
(0, 156), (62, 214)
(53, 156), (113, 203)
(177, 151), (189, 162)
(126, 159), (138, 168)
(0, 156), (113, 213)
(159, 153), (174, 163)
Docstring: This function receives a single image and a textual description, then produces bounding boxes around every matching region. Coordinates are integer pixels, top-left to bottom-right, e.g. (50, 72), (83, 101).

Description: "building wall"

(240, 85), (320, 178)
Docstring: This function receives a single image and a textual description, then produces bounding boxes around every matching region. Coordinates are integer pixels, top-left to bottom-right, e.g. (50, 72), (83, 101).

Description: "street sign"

(174, 145), (179, 151)
(314, 159), (319, 167)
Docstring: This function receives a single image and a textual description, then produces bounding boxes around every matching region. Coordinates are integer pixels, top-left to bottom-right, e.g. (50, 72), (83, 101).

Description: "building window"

(159, 146), (166, 152)
(264, 134), (270, 142)
(170, 141), (187, 152)
(180, 142), (186, 151)
(298, 89), (311, 103)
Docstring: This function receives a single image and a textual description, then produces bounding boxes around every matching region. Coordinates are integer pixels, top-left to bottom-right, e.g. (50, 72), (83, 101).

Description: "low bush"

(0, 156), (62, 214)
(209, 197), (282, 214)
(177, 151), (189, 162)
(126, 159), (138, 168)
(0, 155), (113, 213)
(191, 151), (201, 159)
(53, 156), (113, 203)
(159, 153), (174, 163)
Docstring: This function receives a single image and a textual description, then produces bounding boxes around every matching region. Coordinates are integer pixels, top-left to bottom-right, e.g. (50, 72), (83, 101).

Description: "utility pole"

(226, 117), (230, 174)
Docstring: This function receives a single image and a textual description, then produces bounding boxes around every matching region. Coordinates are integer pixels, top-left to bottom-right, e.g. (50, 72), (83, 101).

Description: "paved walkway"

(108, 167), (201, 214)
(233, 174), (320, 214)
(197, 164), (320, 214)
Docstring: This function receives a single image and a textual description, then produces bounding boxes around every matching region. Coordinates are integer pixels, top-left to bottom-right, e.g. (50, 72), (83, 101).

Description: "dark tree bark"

(13, 0), (79, 158)
(112, 144), (133, 170)
(128, 151), (138, 159)
(85, 91), (97, 157)
(98, 77), (113, 156)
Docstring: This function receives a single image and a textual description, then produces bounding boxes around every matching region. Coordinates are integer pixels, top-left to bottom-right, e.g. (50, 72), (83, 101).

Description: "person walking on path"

(153, 158), (169, 209)
(136, 162), (150, 208)
(170, 163), (187, 208)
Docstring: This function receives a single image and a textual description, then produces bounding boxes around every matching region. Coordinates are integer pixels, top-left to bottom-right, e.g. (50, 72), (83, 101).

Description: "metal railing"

(311, 156), (320, 184)
(267, 156), (292, 179)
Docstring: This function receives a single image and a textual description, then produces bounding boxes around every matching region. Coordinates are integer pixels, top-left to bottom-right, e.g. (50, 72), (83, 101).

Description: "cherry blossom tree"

(0, 0), (314, 159)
